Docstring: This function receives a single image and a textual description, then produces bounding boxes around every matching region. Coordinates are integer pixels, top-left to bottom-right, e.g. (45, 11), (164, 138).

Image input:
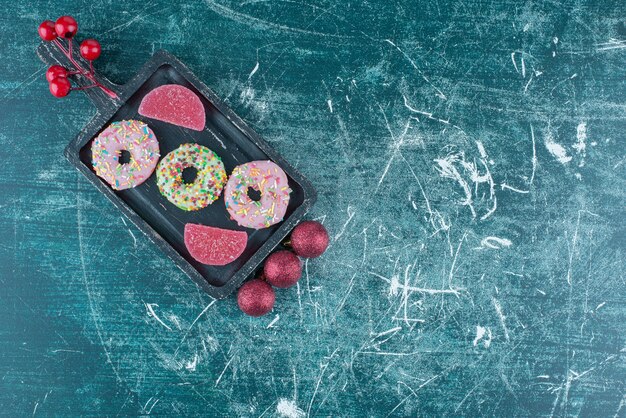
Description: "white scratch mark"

(501, 183), (530, 194)
(398, 153), (449, 233)
(333, 272), (357, 321)
(530, 124), (537, 185)
(386, 368), (452, 416)
(146, 399), (159, 415)
(435, 140), (498, 220)
(596, 38), (626, 52)
(334, 206), (355, 241)
(475, 140), (488, 160)
(103, 8), (156, 34)
(434, 153), (476, 218)
(276, 398), (305, 418)
(385, 39), (447, 99)
(370, 272), (462, 296)
(205, 0), (350, 39)
(480, 236), (512, 249)
(566, 211), (583, 286)
(267, 314), (280, 328)
(524, 72), (534, 93)
(377, 327), (403, 339)
(248, 61), (259, 79)
(614, 394), (626, 418)
(511, 52), (519, 73)
(544, 131), (572, 164)
(173, 300), (217, 357)
(240, 86), (255, 105)
(215, 355), (235, 386)
(473, 325), (492, 348)
(476, 143), (497, 220)
(403, 95), (452, 126)
(307, 348), (339, 416)
(32, 402), (38, 417)
(76, 186), (121, 383)
(448, 232), (467, 289)
(167, 314), (182, 330)
(120, 217), (138, 247)
(492, 298), (510, 341)
(574, 122), (587, 157)
(142, 398), (159, 415)
(375, 109), (413, 192)
(327, 99), (333, 113)
(185, 353), (198, 372)
(145, 303), (172, 331)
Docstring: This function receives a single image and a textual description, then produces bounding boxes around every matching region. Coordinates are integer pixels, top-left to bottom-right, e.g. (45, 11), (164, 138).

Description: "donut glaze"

(91, 120), (160, 190)
(224, 161), (291, 229)
(156, 143), (227, 211)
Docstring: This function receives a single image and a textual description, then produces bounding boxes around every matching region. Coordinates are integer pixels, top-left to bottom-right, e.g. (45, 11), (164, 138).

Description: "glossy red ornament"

(38, 20), (57, 41)
(46, 65), (68, 82)
(263, 250), (302, 288)
(49, 77), (71, 98)
(55, 16), (78, 39)
(237, 279), (275, 317)
(80, 39), (101, 61)
(291, 221), (329, 258)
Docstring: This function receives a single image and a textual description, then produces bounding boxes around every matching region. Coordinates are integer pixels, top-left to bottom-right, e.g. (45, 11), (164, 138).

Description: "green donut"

(156, 143), (227, 211)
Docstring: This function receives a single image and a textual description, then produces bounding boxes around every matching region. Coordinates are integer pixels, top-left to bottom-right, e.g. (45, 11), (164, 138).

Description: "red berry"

(80, 39), (101, 61)
(264, 250), (302, 288)
(291, 221), (329, 258)
(38, 20), (57, 41)
(46, 65), (68, 83)
(49, 77), (71, 98)
(54, 16), (78, 39)
(237, 279), (275, 317)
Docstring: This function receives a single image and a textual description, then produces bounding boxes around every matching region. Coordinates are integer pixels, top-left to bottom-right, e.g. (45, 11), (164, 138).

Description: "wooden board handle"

(37, 41), (122, 112)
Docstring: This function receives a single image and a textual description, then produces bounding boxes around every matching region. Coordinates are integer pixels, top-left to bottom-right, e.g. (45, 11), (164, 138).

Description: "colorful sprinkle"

(223, 160), (291, 229)
(156, 143), (226, 211)
(91, 120), (160, 191)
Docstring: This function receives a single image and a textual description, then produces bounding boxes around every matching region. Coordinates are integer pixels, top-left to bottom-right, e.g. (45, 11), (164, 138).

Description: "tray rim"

(63, 50), (317, 299)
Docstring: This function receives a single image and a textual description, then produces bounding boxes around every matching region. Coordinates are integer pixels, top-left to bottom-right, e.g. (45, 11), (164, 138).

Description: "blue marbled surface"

(0, 0), (624, 416)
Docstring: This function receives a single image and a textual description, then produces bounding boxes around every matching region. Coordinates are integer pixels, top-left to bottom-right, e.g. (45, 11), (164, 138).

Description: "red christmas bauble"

(237, 279), (275, 317)
(264, 250), (302, 288)
(49, 77), (71, 98)
(80, 39), (101, 61)
(291, 221), (329, 258)
(38, 20), (57, 41)
(55, 16), (78, 39)
(46, 65), (68, 83)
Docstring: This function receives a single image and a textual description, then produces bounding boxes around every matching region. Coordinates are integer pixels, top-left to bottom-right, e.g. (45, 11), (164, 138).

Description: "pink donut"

(91, 120), (160, 190)
(224, 161), (292, 229)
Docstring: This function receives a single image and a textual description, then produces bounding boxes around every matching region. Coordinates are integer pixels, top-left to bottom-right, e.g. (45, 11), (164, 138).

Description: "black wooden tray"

(37, 44), (316, 299)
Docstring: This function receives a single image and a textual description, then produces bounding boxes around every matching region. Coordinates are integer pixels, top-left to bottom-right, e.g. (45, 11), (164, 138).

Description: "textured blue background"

(1, 0), (625, 416)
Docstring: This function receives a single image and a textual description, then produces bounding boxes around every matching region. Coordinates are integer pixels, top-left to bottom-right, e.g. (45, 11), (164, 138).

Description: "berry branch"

(38, 16), (117, 99)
